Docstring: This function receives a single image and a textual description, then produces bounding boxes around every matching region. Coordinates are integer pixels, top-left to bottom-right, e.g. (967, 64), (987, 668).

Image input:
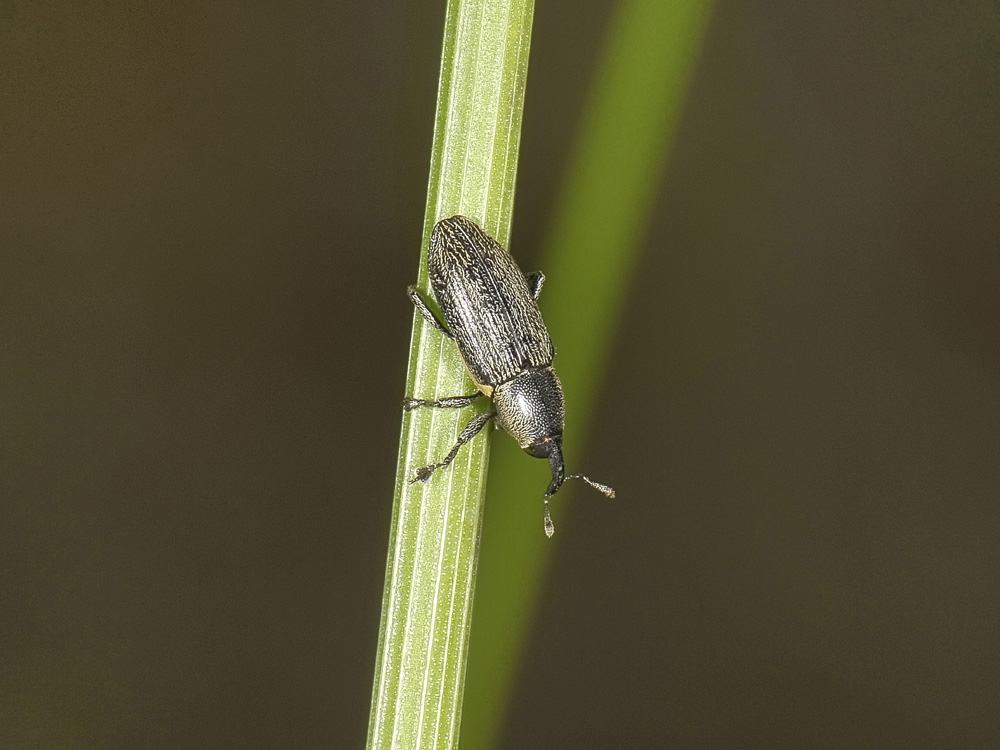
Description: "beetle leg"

(403, 392), (483, 411)
(407, 285), (453, 339)
(410, 409), (496, 484)
(524, 271), (545, 300)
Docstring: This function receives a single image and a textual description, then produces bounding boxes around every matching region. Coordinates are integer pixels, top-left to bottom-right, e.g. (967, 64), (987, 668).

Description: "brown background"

(2, 1), (998, 747)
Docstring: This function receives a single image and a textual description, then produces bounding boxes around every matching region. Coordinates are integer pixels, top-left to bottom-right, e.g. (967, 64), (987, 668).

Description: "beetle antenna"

(540, 444), (614, 534)
(565, 474), (616, 499)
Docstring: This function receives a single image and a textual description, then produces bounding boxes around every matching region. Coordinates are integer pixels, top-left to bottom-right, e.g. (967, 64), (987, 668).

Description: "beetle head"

(493, 367), (615, 536)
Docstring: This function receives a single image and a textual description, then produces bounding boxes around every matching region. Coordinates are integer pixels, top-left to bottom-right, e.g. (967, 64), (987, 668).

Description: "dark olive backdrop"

(2, 1), (998, 748)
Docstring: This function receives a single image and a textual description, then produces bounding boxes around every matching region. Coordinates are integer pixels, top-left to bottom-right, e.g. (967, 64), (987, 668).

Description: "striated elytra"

(404, 215), (614, 537)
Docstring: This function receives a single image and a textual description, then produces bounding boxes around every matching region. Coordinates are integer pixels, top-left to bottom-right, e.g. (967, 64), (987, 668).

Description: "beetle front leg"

(410, 409), (497, 484)
(403, 392), (483, 411)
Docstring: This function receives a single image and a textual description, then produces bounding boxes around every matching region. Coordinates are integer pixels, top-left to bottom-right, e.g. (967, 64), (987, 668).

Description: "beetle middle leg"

(410, 408), (497, 484)
(403, 392), (483, 411)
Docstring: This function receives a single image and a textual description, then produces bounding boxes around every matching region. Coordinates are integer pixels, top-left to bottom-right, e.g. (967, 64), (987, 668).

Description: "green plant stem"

(366, 1), (534, 749)
(461, 0), (717, 746)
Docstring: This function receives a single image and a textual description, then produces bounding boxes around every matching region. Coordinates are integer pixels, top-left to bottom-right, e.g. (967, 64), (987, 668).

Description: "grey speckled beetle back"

(404, 215), (615, 537)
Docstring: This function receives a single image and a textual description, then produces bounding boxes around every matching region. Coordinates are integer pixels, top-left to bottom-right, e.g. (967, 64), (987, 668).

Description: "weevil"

(404, 215), (614, 537)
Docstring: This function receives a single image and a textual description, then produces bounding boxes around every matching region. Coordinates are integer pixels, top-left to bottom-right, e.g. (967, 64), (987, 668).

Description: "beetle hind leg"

(410, 409), (496, 484)
(407, 285), (453, 339)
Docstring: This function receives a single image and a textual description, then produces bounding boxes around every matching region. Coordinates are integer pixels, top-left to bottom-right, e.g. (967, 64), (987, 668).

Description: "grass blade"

(366, 1), (535, 748)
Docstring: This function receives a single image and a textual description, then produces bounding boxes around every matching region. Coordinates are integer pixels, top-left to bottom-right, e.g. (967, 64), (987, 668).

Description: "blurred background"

(3, 1), (999, 748)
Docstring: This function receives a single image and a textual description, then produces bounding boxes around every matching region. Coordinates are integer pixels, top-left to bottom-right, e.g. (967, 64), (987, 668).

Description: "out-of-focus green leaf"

(461, 0), (716, 746)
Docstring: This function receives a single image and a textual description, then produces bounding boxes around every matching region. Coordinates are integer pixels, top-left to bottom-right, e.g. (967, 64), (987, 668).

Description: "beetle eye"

(524, 436), (557, 459)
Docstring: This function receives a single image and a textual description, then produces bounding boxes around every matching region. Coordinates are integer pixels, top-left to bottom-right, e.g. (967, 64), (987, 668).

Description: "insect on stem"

(405, 216), (616, 536)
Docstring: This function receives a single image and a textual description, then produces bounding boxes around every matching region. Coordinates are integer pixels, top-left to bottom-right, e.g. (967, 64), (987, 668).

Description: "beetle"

(404, 214), (614, 537)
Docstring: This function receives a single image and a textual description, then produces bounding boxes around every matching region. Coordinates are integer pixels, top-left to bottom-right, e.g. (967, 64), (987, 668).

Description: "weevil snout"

(539, 440), (614, 499)
(539, 438), (565, 496)
(517, 434), (568, 496)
